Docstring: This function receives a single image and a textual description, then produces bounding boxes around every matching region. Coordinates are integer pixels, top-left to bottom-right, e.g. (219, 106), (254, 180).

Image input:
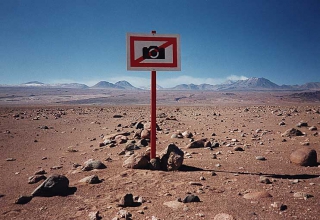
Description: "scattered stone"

(113, 114), (123, 118)
(213, 213), (234, 220)
(50, 165), (63, 170)
(259, 176), (271, 184)
(82, 159), (107, 171)
(6, 158), (16, 161)
(163, 200), (184, 209)
(189, 182), (203, 186)
(160, 143), (184, 171)
(119, 193), (134, 207)
(243, 191), (272, 199)
(125, 143), (139, 151)
(122, 153), (149, 169)
(271, 202), (287, 211)
(115, 135), (128, 144)
(200, 176), (206, 181)
(293, 192), (313, 199)
(135, 121), (144, 129)
(255, 156), (266, 161)
(117, 210), (132, 218)
(15, 195), (33, 204)
(141, 129), (150, 139)
(34, 169), (46, 175)
(233, 146), (244, 151)
(171, 132), (182, 139)
(186, 138), (207, 148)
(88, 211), (102, 220)
(182, 194), (200, 203)
(279, 121), (286, 126)
(136, 139), (148, 147)
(281, 128), (304, 137)
(212, 142), (220, 148)
(79, 175), (101, 184)
(31, 174), (70, 197)
(182, 131), (193, 138)
(28, 175), (47, 184)
(296, 121), (308, 127)
(290, 147), (317, 166)
(309, 126), (317, 131)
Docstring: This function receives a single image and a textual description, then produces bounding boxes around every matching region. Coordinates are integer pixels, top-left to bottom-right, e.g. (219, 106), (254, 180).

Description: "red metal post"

(150, 30), (157, 159)
(151, 70), (157, 159)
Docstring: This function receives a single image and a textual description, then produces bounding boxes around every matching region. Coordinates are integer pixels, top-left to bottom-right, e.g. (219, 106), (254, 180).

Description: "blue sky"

(0, 0), (319, 88)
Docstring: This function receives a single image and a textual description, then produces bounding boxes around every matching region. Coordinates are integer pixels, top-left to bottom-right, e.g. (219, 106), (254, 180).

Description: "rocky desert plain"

(0, 87), (319, 220)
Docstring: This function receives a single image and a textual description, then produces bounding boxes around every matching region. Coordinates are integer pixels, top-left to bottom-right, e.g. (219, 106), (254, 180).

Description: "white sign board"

(127, 33), (181, 71)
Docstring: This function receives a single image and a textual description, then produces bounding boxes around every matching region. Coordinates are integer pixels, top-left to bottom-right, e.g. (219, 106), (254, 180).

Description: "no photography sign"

(127, 33), (181, 71)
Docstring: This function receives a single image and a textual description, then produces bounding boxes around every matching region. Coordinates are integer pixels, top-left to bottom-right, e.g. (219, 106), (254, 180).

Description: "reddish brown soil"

(0, 90), (319, 219)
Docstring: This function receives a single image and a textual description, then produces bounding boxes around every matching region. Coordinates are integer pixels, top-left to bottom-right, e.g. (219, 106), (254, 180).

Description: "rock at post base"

(160, 143), (184, 171)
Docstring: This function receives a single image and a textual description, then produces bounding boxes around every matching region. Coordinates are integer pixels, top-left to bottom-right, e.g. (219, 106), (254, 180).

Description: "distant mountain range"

(1, 77), (320, 91)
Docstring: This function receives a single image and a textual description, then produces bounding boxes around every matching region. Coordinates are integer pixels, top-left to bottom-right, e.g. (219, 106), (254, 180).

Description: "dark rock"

(113, 114), (123, 118)
(31, 174), (71, 197)
(135, 121), (144, 129)
(119, 193), (134, 207)
(290, 147), (317, 166)
(186, 138), (207, 148)
(309, 126), (317, 131)
(160, 144), (184, 171)
(281, 128), (304, 137)
(125, 143), (139, 151)
(234, 146), (244, 151)
(296, 121), (308, 127)
(182, 194), (200, 203)
(137, 139), (148, 147)
(212, 142), (220, 148)
(182, 131), (193, 138)
(82, 159), (107, 171)
(15, 195), (33, 204)
(149, 157), (161, 170)
(204, 141), (212, 148)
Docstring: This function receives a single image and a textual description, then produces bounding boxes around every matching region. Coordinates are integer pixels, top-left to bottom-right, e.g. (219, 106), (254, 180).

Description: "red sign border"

(127, 33), (180, 71)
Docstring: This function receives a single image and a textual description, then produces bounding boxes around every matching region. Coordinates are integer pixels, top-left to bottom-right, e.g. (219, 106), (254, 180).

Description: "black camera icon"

(142, 46), (165, 59)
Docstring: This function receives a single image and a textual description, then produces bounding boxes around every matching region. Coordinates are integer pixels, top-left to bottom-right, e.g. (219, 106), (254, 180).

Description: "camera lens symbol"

(149, 48), (160, 59)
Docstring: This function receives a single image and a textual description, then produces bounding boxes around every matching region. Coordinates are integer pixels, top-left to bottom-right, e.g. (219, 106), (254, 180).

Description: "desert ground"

(0, 88), (319, 220)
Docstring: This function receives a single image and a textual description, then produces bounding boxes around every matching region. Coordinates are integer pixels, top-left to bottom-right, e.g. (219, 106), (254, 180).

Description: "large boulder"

(31, 174), (70, 197)
(290, 147), (317, 166)
(122, 153), (150, 169)
(160, 144), (184, 171)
